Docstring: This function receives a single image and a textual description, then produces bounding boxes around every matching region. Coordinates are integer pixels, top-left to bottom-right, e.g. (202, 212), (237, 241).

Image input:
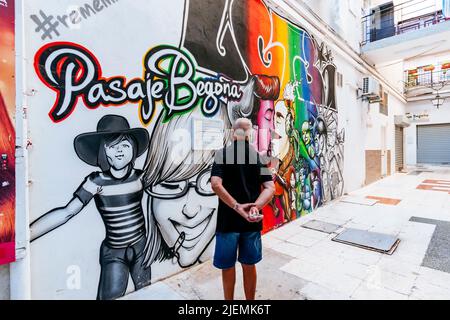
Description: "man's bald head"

(233, 118), (253, 141)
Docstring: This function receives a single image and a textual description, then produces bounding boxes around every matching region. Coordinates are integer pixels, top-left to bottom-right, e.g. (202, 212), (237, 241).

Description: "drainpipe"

(268, 0), (407, 104)
(10, 0), (31, 300)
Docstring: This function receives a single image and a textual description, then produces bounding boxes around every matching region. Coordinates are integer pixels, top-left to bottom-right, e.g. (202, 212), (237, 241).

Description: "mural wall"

(0, 0), (16, 265)
(26, 0), (344, 299)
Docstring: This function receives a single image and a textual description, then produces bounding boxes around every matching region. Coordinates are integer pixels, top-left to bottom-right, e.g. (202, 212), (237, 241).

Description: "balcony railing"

(404, 69), (450, 91)
(362, 0), (448, 45)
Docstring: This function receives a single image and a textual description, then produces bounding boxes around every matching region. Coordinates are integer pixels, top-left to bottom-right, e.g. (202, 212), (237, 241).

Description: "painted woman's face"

(105, 139), (133, 170)
(256, 100), (275, 156)
(272, 101), (289, 160)
(149, 169), (217, 267)
(302, 122), (311, 145)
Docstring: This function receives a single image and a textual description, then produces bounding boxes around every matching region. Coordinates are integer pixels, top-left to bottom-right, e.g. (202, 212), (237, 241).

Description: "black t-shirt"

(211, 140), (273, 233)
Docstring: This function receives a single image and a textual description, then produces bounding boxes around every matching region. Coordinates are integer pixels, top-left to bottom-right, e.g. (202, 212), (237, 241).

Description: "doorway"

(381, 125), (388, 177)
(395, 125), (404, 171)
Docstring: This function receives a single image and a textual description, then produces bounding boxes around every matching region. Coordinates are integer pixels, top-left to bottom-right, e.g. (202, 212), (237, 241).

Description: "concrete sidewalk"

(122, 166), (450, 300)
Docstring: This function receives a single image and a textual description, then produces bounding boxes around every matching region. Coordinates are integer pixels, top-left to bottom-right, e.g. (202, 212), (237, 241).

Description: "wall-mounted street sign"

(406, 111), (430, 123)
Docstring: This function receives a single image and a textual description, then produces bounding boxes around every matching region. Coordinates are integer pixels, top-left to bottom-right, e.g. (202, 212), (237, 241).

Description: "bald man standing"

(211, 118), (275, 300)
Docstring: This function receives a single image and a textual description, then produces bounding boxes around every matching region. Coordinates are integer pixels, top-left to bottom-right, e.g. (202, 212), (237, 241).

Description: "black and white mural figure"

(30, 115), (151, 300)
(183, 0), (249, 81)
(142, 107), (232, 268)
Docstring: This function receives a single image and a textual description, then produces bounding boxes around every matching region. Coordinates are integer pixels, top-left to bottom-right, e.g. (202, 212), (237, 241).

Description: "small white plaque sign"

(192, 117), (224, 151)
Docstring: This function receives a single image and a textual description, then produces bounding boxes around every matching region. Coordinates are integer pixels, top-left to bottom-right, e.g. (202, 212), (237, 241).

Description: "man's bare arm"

(253, 181), (276, 210)
(211, 176), (254, 222)
(211, 176), (237, 209)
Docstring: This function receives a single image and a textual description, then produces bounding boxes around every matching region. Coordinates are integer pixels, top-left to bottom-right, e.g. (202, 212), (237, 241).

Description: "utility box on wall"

(362, 76), (381, 101)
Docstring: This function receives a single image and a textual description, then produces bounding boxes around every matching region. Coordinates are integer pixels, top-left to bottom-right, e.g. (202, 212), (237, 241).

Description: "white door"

(395, 126), (404, 171)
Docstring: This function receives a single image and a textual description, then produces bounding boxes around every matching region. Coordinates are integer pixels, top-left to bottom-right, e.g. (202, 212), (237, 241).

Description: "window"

(370, 2), (395, 42)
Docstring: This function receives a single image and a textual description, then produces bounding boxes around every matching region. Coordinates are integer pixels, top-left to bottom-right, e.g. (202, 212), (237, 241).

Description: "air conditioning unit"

(362, 76), (381, 100)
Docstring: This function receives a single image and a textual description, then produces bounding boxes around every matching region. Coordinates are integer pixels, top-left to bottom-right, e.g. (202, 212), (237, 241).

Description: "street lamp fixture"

(431, 93), (445, 109)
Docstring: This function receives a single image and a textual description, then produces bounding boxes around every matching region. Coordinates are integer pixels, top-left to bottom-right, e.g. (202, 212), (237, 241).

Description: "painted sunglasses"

(147, 168), (215, 199)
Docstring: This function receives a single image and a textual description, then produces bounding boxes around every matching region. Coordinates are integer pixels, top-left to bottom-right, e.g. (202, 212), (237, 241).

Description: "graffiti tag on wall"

(30, 0), (121, 40)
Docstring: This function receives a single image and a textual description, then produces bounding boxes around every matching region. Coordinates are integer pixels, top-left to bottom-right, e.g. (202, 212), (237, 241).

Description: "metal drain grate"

(332, 228), (400, 255)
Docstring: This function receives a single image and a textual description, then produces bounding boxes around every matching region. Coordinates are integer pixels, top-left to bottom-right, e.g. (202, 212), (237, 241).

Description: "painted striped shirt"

(74, 169), (146, 249)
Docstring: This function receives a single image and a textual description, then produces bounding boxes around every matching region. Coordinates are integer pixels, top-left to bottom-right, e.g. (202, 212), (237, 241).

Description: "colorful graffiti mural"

(28, 0), (344, 299)
(0, 0), (16, 265)
(183, 0), (344, 232)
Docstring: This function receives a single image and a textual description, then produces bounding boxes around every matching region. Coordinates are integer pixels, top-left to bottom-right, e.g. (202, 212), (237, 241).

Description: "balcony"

(361, 0), (450, 65)
(404, 65), (450, 98)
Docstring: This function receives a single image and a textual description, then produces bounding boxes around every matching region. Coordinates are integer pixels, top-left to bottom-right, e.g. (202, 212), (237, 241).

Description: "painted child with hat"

(30, 115), (151, 300)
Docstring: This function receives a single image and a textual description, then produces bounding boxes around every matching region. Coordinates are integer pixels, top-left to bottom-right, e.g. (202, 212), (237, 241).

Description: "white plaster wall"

(376, 60), (405, 92)
(368, 0), (390, 8)
(363, 97), (405, 177)
(404, 100), (450, 165)
(333, 54), (367, 192)
(364, 94), (406, 170)
(365, 104), (387, 155)
(372, 95), (407, 153)
(301, 0), (363, 51)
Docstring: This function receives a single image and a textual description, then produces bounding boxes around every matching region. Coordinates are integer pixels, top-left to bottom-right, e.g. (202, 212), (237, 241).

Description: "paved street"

(122, 166), (450, 300)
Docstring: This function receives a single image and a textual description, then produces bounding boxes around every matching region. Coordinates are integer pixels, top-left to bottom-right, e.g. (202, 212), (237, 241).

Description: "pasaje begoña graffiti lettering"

(34, 43), (242, 124)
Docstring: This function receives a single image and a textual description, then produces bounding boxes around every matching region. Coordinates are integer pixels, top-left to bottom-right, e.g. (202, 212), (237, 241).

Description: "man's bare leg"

(222, 267), (236, 300)
(242, 264), (257, 300)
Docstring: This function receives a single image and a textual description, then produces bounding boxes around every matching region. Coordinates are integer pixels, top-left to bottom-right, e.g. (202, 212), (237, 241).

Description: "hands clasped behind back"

(234, 203), (263, 223)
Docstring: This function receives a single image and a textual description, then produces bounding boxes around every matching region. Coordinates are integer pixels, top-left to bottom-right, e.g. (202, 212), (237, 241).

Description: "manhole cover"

(332, 228), (400, 255)
(302, 220), (341, 234)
